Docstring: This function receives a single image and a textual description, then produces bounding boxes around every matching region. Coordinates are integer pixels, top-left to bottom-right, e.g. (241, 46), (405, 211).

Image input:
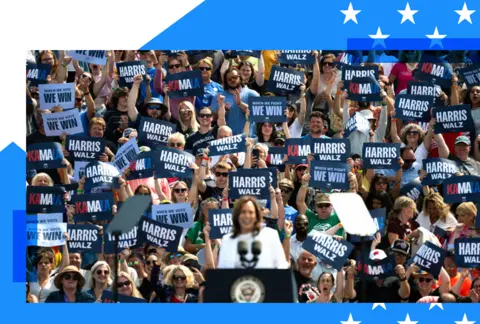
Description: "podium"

(204, 269), (298, 303)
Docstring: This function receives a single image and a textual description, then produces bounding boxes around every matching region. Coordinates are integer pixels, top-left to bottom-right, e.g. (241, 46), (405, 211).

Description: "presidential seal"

(230, 276), (265, 303)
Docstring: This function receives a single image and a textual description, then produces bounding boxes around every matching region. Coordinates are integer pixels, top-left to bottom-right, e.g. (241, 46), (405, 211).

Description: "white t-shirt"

(416, 211), (458, 232)
(289, 118), (304, 139)
(30, 275), (58, 303)
(218, 227), (289, 269)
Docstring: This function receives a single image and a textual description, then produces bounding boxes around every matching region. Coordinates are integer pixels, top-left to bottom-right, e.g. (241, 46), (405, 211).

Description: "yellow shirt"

(263, 50), (279, 81)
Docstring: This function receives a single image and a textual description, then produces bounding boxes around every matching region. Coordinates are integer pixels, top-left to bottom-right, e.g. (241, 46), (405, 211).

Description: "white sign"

(151, 202), (194, 229)
(74, 161), (89, 181)
(43, 109), (83, 136)
(113, 138), (139, 172)
(330, 193), (377, 236)
(26, 213), (63, 224)
(67, 50), (107, 66)
(39, 83), (75, 110)
(26, 223), (67, 247)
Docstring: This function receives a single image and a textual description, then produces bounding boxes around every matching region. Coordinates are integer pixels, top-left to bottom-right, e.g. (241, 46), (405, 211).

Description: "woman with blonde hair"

(177, 101), (199, 137)
(31, 172), (54, 187)
(448, 202), (479, 244)
(390, 122), (433, 163)
(386, 196), (420, 245)
(150, 265), (199, 303)
(416, 192), (457, 232)
(116, 271), (144, 299)
(195, 58), (223, 110)
(87, 261), (112, 302)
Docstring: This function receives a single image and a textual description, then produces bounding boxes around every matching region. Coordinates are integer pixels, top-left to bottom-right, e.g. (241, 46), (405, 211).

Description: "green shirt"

(305, 208), (344, 237)
(185, 221), (205, 244)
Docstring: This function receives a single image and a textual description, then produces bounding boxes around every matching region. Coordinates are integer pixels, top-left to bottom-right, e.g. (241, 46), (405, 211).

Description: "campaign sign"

(73, 161), (89, 181)
(138, 118), (176, 147)
(27, 223), (67, 247)
(433, 105), (474, 134)
(154, 146), (195, 179)
(57, 183), (78, 203)
(101, 290), (147, 303)
(455, 237), (480, 268)
(26, 213), (63, 224)
(394, 94), (433, 122)
(113, 138), (139, 172)
(127, 151), (154, 180)
(117, 61), (147, 88)
(138, 217), (182, 252)
(248, 97), (287, 123)
(43, 109), (84, 136)
(343, 112), (371, 138)
(311, 138), (350, 162)
(267, 167), (278, 189)
(422, 158), (459, 186)
(400, 178), (423, 201)
(344, 77), (381, 102)
(165, 70), (204, 98)
(26, 63), (51, 85)
(27, 186), (65, 214)
(67, 50), (107, 66)
(350, 208), (387, 242)
(65, 135), (105, 161)
(39, 83), (75, 110)
(267, 65), (303, 94)
(356, 255), (396, 279)
(72, 192), (114, 222)
(208, 209), (233, 239)
(310, 161), (350, 191)
(412, 241), (445, 277)
(442, 175), (480, 203)
(228, 169), (270, 199)
(103, 225), (139, 254)
(302, 231), (354, 271)
(231, 50), (261, 58)
(334, 52), (361, 68)
(84, 161), (120, 192)
(267, 146), (286, 166)
(458, 64), (480, 88)
(27, 142), (64, 170)
(362, 143), (401, 170)
(278, 50), (316, 65)
(67, 224), (102, 253)
(341, 65), (379, 82)
(286, 137), (312, 164)
(208, 134), (246, 157)
(151, 203), (193, 229)
(414, 61), (453, 88)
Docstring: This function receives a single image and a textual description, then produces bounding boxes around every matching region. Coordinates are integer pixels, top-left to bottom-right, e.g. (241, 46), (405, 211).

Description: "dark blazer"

(45, 290), (95, 303)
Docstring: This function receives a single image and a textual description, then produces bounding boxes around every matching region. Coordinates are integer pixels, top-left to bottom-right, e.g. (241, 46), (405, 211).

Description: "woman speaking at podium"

(217, 196), (289, 269)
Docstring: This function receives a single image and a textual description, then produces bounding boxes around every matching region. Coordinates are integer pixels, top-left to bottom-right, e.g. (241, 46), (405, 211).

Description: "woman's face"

(172, 270), (186, 288)
(168, 59), (182, 74)
(94, 265), (110, 285)
(198, 108), (213, 127)
(457, 211), (474, 226)
(61, 272), (79, 290)
(372, 198), (383, 210)
(470, 86), (480, 105)
(136, 187), (150, 196)
(374, 178), (388, 192)
(199, 63), (212, 79)
(117, 276), (133, 296)
(173, 183), (189, 201)
(405, 50), (418, 62)
(286, 107), (295, 119)
(426, 201), (440, 218)
(169, 253), (183, 266)
(295, 166), (307, 179)
(40, 53), (55, 66)
(34, 175), (50, 187)
(403, 204), (415, 220)
(239, 64), (253, 81)
(145, 255), (158, 275)
(415, 275), (434, 291)
(69, 253), (82, 269)
(90, 124), (105, 138)
(214, 167), (229, 187)
(261, 123), (273, 137)
(406, 128), (420, 144)
(239, 201), (257, 233)
(37, 257), (53, 273)
(179, 104), (193, 122)
(322, 58), (334, 73)
(128, 256), (143, 273)
(202, 202), (219, 223)
(318, 273), (334, 294)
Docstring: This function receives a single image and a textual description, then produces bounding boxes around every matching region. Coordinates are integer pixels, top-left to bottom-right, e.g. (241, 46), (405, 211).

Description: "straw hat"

(54, 265), (86, 290)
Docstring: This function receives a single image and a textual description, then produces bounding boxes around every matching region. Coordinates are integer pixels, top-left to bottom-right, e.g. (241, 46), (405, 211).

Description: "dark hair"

(128, 253), (145, 262)
(238, 61), (256, 85)
(134, 185), (151, 195)
(223, 67), (240, 90)
(256, 122), (274, 144)
(231, 196), (263, 238)
(320, 54), (336, 74)
(368, 174), (391, 196)
(398, 50), (422, 63)
(400, 146), (415, 157)
(111, 88), (129, 109)
(316, 272), (335, 288)
(200, 198), (219, 223)
(464, 85), (480, 106)
(366, 190), (393, 215)
(309, 111), (326, 123)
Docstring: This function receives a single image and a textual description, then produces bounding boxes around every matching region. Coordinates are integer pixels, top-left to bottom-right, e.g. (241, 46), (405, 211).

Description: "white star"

(369, 27), (390, 48)
(398, 2), (418, 24)
(426, 27), (447, 48)
(455, 314), (476, 324)
(341, 313), (361, 324)
(455, 2), (475, 24)
(372, 303), (387, 310)
(429, 303), (443, 310)
(341, 2), (361, 24)
(398, 314), (418, 324)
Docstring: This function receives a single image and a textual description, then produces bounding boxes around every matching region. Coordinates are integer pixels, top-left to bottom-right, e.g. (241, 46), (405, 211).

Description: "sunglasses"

(198, 113), (213, 119)
(280, 187), (293, 194)
(173, 275), (186, 281)
(199, 66), (212, 71)
(75, 98), (83, 103)
(215, 172), (229, 178)
(404, 159), (416, 164)
(96, 270), (109, 275)
(145, 260), (157, 266)
(63, 273), (80, 281)
(377, 181), (387, 185)
(407, 131), (419, 135)
(127, 261), (140, 266)
(117, 281), (132, 288)
(296, 167), (307, 172)
(169, 64), (181, 69)
(323, 62), (334, 67)
(174, 188), (188, 194)
(417, 277), (433, 283)
(227, 75), (240, 81)
(316, 204), (331, 209)
(81, 74), (92, 81)
(168, 142), (183, 148)
(148, 105), (163, 110)
(169, 253), (183, 260)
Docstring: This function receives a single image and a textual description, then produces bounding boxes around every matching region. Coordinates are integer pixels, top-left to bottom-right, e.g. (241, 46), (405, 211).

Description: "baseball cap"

(391, 239), (410, 256)
(369, 249), (387, 261)
(455, 135), (470, 146)
(295, 164), (308, 170)
(146, 97), (168, 111)
(314, 193), (331, 205)
(279, 178), (294, 190)
(272, 131), (286, 144)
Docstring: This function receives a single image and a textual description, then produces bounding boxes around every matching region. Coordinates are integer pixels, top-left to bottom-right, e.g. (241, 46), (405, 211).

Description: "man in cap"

(278, 178), (298, 225)
(435, 132), (480, 176)
(391, 239), (410, 266)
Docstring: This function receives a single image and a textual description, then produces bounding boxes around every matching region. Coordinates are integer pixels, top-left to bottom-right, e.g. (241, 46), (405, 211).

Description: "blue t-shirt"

(79, 110), (89, 137)
(195, 81), (223, 112)
(301, 134), (330, 140)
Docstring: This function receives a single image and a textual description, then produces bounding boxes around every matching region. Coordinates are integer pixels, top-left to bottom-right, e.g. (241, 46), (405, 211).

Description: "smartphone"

(252, 148), (260, 167)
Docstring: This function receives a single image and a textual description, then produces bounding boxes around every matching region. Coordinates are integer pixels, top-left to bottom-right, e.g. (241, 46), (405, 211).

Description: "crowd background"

(25, 49), (480, 303)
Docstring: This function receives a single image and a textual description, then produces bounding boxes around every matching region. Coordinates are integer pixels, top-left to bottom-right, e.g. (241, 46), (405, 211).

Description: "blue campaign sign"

(65, 135), (105, 161)
(127, 151), (155, 180)
(27, 142), (64, 171)
(84, 161), (120, 192)
(117, 61), (147, 88)
(67, 50), (107, 66)
(101, 290), (147, 303)
(231, 50), (261, 58)
(434, 105), (474, 134)
(412, 241), (446, 277)
(455, 237), (480, 268)
(414, 61), (453, 88)
(72, 192), (114, 222)
(248, 97), (287, 123)
(341, 65), (379, 82)
(26, 186), (65, 214)
(208, 134), (246, 157)
(26, 63), (51, 85)
(154, 146), (195, 179)
(278, 50), (316, 65)
(267, 146), (286, 166)
(67, 224), (102, 253)
(138, 117), (177, 147)
(309, 161), (350, 190)
(208, 209), (233, 239)
(422, 158), (459, 186)
(334, 52), (361, 69)
(165, 70), (204, 98)
(362, 143), (401, 170)
(286, 137), (312, 164)
(458, 64), (480, 88)
(400, 178), (423, 201)
(103, 224), (140, 254)
(343, 112), (371, 138)
(442, 175), (480, 203)
(311, 138), (350, 162)
(266, 167), (278, 189)
(394, 94), (433, 122)
(56, 183), (78, 203)
(137, 216), (183, 252)
(407, 81), (444, 108)
(302, 231), (354, 271)
(344, 76), (381, 102)
(228, 169), (270, 199)
(356, 255), (396, 279)
(267, 65), (303, 95)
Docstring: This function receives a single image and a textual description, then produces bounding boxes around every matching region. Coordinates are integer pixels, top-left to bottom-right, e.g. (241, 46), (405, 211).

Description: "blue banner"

(309, 161), (350, 190)
(228, 169), (270, 199)
(84, 161), (120, 192)
(454, 237), (480, 268)
(344, 77), (382, 102)
(138, 216), (182, 252)
(101, 290), (147, 303)
(286, 137), (311, 164)
(412, 241), (445, 277)
(394, 94), (433, 122)
(165, 70), (204, 98)
(334, 52), (361, 69)
(65, 135), (105, 161)
(154, 146), (195, 179)
(248, 97), (287, 123)
(208, 209), (233, 239)
(67, 224), (102, 253)
(341, 65), (379, 82)
(434, 104), (474, 134)
(302, 231), (355, 271)
(362, 143), (401, 170)
(126, 151), (154, 180)
(208, 134), (246, 157)
(266, 167), (278, 189)
(117, 62), (147, 88)
(311, 138), (350, 162)
(267, 65), (303, 95)
(231, 50), (261, 58)
(414, 61), (453, 88)
(343, 112), (371, 138)
(103, 224), (139, 254)
(278, 50), (316, 65)
(72, 192), (114, 222)
(400, 178), (423, 201)
(138, 118), (177, 147)
(356, 255), (396, 279)
(26, 63), (51, 85)
(27, 142), (64, 171)
(26, 186), (65, 214)
(422, 158), (459, 186)
(267, 146), (286, 166)
(442, 175), (480, 203)
(407, 81), (444, 107)
(457, 64), (480, 88)
(56, 183), (78, 203)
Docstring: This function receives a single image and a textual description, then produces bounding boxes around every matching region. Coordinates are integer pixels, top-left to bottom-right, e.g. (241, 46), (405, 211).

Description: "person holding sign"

(434, 132), (480, 176)
(37, 50), (69, 84)
(217, 196), (289, 269)
(151, 265), (199, 303)
(194, 58), (224, 111)
(45, 266), (94, 303)
(390, 120), (434, 165)
(450, 202), (478, 240)
(389, 50), (422, 95)
(184, 198), (220, 254)
(103, 88), (131, 143)
(406, 266), (452, 302)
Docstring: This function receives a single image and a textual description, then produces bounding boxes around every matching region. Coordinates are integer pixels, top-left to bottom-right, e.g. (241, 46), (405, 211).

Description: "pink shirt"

(128, 177), (171, 204)
(391, 62), (414, 95)
(93, 73), (113, 98)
